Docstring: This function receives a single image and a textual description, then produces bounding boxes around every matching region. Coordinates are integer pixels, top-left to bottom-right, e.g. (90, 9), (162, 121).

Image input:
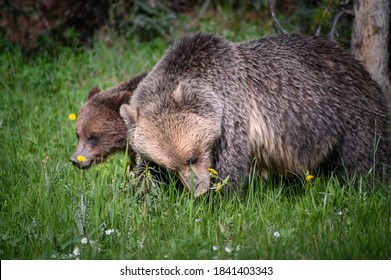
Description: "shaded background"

(1, 0), (389, 100)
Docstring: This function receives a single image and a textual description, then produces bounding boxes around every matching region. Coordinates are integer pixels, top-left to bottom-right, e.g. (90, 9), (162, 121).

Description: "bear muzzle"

(69, 153), (94, 169)
(178, 167), (210, 198)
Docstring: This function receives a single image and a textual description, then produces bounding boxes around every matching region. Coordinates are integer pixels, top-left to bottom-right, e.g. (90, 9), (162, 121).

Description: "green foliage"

(1, 0), (354, 53)
(281, 0), (353, 46)
(108, 0), (177, 41)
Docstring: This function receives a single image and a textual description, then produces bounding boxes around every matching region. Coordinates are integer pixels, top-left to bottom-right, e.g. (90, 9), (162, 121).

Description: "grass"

(1, 29), (391, 260)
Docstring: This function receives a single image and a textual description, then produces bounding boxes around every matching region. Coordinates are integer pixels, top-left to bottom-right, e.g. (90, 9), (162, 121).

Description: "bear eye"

(186, 155), (198, 165)
(88, 134), (99, 146)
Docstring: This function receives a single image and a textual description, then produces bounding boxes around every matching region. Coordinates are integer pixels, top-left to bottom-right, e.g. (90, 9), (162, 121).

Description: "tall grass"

(1, 32), (390, 260)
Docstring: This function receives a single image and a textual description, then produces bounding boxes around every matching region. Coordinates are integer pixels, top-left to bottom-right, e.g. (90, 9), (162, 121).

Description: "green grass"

(1, 31), (390, 260)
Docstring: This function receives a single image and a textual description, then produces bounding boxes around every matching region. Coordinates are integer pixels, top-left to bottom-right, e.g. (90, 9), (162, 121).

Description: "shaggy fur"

(120, 33), (391, 196)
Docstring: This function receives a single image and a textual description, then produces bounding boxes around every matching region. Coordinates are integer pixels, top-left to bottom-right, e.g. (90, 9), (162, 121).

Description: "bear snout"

(69, 155), (92, 169)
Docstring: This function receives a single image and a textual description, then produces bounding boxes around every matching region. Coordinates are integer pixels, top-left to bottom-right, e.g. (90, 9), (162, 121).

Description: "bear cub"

(120, 33), (391, 197)
(70, 73), (146, 169)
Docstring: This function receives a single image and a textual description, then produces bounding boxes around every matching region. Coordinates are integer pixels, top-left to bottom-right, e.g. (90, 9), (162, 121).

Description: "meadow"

(1, 26), (391, 259)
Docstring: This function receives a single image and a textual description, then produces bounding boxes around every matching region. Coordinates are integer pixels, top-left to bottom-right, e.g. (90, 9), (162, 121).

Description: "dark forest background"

(1, 0), (390, 101)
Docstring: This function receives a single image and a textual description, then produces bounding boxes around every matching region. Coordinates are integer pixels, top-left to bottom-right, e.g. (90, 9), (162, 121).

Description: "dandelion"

(305, 170), (314, 182)
(273, 231), (280, 238)
(68, 113), (77, 121)
(208, 168), (218, 175)
(41, 156), (49, 165)
(77, 155), (87, 162)
(306, 174), (314, 181)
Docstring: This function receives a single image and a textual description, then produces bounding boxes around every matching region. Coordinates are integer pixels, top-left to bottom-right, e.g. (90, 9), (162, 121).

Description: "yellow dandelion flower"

(208, 168), (218, 175)
(306, 174), (314, 181)
(68, 113), (77, 121)
(41, 156), (49, 165)
(77, 155), (86, 162)
(305, 170), (314, 181)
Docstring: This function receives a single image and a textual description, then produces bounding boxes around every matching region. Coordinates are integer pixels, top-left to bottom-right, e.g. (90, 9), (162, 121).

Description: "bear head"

(70, 87), (131, 169)
(121, 81), (223, 197)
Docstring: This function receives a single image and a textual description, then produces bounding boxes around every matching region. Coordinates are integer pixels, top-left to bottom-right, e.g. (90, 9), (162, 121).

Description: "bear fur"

(70, 72), (146, 169)
(120, 33), (391, 197)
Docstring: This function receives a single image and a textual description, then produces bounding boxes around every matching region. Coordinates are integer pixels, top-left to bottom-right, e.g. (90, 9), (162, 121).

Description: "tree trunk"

(351, 0), (390, 103)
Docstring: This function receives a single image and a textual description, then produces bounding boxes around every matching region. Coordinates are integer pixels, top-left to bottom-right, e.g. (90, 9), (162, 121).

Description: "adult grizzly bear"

(70, 73), (146, 169)
(120, 33), (391, 197)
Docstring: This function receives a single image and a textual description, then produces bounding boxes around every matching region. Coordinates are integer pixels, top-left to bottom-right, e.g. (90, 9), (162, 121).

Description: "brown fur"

(121, 33), (391, 196)
(70, 73), (146, 168)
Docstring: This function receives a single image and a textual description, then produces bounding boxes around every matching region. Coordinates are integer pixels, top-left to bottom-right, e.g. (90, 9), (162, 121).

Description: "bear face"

(70, 73), (147, 169)
(70, 88), (131, 169)
(121, 82), (223, 197)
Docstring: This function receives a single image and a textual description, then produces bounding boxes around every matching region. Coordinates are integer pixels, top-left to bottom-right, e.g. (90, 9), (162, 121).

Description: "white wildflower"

(105, 229), (116, 235)
(81, 237), (88, 245)
(72, 246), (80, 257)
(273, 231), (280, 238)
(224, 245), (232, 254)
(212, 245), (218, 251)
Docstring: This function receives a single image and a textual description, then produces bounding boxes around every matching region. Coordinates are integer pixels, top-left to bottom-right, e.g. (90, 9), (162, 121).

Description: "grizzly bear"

(70, 72), (146, 169)
(120, 33), (391, 197)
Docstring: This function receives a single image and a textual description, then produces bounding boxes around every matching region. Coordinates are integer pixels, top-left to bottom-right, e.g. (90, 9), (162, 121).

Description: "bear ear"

(87, 86), (101, 100)
(120, 104), (139, 126)
(172, 82), (184, 104)
(172, 82), (196, 105)
(107, 90), (132, 112)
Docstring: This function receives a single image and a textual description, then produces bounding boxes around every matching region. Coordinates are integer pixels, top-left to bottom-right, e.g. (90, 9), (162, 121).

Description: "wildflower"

(68, 113), (77, 121)
(137, 241), (144, 249)
(72, 246), (80, 257)
(224, 245), (232, 254)
(43, 156), (49, 162)
(212, 245), (218, 251)
(105, 229), (116, 235)
(81, 237), (88, 245)
(41, 156), (49, 165)
(77, 155), (86, 162)
(208, 168), (218, 175)
(305, 170), (314, 181)
(273, 231), (280, 238)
